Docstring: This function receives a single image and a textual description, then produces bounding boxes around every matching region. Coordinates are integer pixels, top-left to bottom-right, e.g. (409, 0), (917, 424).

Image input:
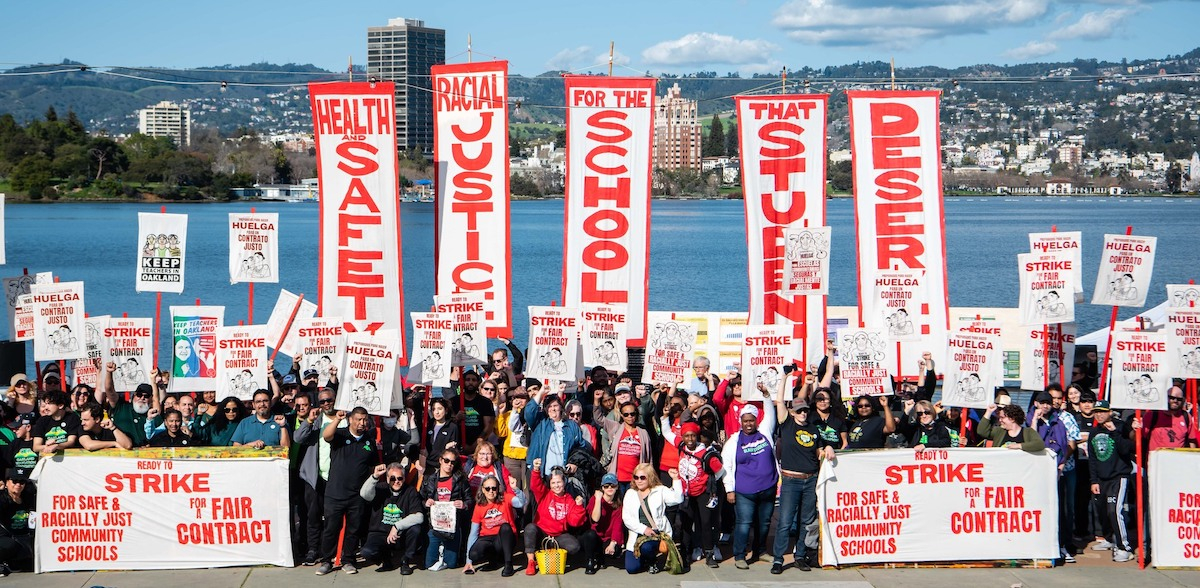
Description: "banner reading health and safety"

(942, 332), (1002, 409)
(1091, 234), (1156, 307)
(229, 212), (279, 284)
(136, 212), (187, 293)
(294, 317), (344, 387)
(818, 448), (1058, 566)
(215, 325), (267, 401)
(31, 281), (86, 362)
(1109, 330), (1169, 411)
(309, 82), (406, 363)
(737, 95), (828, 363)
(337, 329), (400, 416)
(741, 325), (792, 396)
(73, 315), (110, 388)
(1018, 251), (1075, 326)
(1150, 449), (1200, 568)
(582, 303), (628, 373)
(848, 91), (950, 367)
(408, 312), (452, 389)
(432, 61), (512, 338)
(525, 306), (580, 382)
(169, 306), (223, 393)
(101, 318), (153, 393)
(33, 452), (292, 572)
(1167, 306), (1200, 379)
(1021, 323), (1076, 390)
(562, 76), (654, 344)
(1030, 231), (1083, 301)
(433, 293), (488, 366)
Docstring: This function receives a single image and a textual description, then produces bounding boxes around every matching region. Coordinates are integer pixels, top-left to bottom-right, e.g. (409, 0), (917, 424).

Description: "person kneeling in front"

(622, 463), (683, 574)
(360, 462), (424, 575)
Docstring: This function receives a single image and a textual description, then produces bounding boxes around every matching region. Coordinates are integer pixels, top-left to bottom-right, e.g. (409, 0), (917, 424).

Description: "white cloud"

(546, 46), (592, 71)
(641, 32), (779, 66)
(772, 0), (1052, 46)
(1004, 40), (1059, 60)
(1050, 7), (1137, 39)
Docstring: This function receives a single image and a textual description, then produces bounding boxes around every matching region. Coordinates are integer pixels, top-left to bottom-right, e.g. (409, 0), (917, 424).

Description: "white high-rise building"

(137, 101), (191, 147)
(653, 83), (703, 171)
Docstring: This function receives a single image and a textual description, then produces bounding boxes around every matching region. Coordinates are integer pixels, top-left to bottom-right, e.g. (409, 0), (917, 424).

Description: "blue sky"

(4, 0), (1199, 76)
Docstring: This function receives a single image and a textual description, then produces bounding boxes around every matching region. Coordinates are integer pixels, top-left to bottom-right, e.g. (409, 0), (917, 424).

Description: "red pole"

(1057, 324), (1067, 385)
(1135, 406), (1145, 569)
(154, 292), (162, 371)
(1097, 226), (1133, 401)
(1042, 324), (1050, 390)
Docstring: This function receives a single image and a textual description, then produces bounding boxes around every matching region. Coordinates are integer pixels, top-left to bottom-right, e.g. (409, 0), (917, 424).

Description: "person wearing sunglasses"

(420, 448), (472, 571)
(909, 400), (953, 451)
(292, 388), (342, 566)
(359, 461), (424, 575)
(1131, 381), (1196, 451)
(524, 458), (589, 575)
(594, 398), (652, 495)
(621, 463), (684, 574)
(771, 375), (835, 574)
(101, 363), (157, 447)
(587, 472), (624, 573)
(845, 395), (896, 450)
(465, 474), (526, 576)
(564, 399), (598, 455)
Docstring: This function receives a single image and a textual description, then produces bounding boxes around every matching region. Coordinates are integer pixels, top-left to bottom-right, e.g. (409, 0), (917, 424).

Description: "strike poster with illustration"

(135, 212), (188, 294)
(294, 317), (344, 387)
(229, 212), (279, 284)
(30, 281), (86, 362)
(1166, 306), (1200, 379)
(643, 312), (699, 385)
(215, 325), (268, 401)
(337, 329), (400, 416)
(1020, 324), (1076, 391)
(1029, 231), (1083, 301)
(581, 303), (628, 373)
(408, 312), (452, 389)
(101, 317), (153, 393)
(1166, 283), (1200, 308)
(865, 269), (923, 343)
(72, 315), (110, 388)
(3, 274), (34, 340)
(169, 306), (224, 393)
(433, 293), (488, 367)
(1017, 251), (1076, 326)
(783, 226), (831, 296)
(740, 325), (792, 397)
(836, 327), (894, 397)
(941, 332), (1003, 409)
(1091, 234), (1156, 307)
(1108, 330), (1169, 411)
(525, 306), (580, 381)
(263, 289), (316, 358)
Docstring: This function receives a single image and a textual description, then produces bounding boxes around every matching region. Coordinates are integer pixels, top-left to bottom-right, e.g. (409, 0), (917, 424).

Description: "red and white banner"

(101, 317), (153, 393)
(433, 62), (512, 338)
(562, 76), (654, 344)
(581, 303), (628, 373)
(1018, 251), (1075, 326)
(1150, 449), (1200, 568)
(526, 306), (580, 382)
(818, 448), (1058, 565)
(836, 327), (893, 397)
(1021, 323), (1076, 390)
(643, 312), (698, 385)
(1167, 284), (1200, 308)
(73, 315), (110, 388)
(294, 317), (344, 387)
(741, 325), (793, 396)
(215, 325), (268, 401)
(1109, 330), (1169, 410)
(1029, 231), (1083, 301)
(1092, 234), (1156, 307)
(337, 330), (401, 416)
(865, 269), (923, 343)
(263, 289), (316, 359)
(408, 312), (452, 389)
(310, 82), (407, 362)
(942, 333), (1003, 409)
(136, 212), (187, 294)
(1167, 306), (1200, 379)
(31, 281), (86, 362)
(737, 95), (828, 363)
(229, 213), (279, 284)
(433, 292), (488, 366)
(848, 91), (949, 367)
(33, 452), (292, 572)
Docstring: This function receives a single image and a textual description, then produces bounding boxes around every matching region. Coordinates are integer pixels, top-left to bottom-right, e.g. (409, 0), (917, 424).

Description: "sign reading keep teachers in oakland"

(136, 212), (187, 293)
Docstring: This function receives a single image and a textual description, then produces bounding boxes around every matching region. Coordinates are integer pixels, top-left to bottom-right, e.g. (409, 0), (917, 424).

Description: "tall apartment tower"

(367, 17), (446, 154)
(138, 101), (191, 147)
(653, 83), (703, 171)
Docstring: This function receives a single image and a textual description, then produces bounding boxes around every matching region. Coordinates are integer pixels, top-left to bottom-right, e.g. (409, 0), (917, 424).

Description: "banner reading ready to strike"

(102, 317), (153, 393)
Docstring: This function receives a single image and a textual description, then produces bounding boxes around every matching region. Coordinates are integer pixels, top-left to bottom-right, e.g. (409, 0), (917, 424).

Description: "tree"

(10, 153), (53, 197)
(828, 160), (853, 192)
(510, 173), (541, 196)
(724, 122), (738, 156)
(703, 114), (725, 157)
(1166, 163), (1183, 193)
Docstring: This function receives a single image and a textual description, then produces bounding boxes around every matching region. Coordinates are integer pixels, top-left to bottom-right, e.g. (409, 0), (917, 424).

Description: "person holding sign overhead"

(772, 375), (835, 574)
(315, 407), (378, 576)
(721, 382), (778, 570)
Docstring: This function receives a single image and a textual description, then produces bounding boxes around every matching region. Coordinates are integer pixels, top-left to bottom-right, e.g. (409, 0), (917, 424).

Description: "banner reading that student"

(738, 94), (828, 362)
(432, 61), (512, 338)
(562, 76), (654, 345)
(1029, 231), (1083, 301)
(215, 325), (268, 401)
(1149, 449), (1200, 568)
(525, 306), (580, 382)
(72, 315), (110, 388)
(1167, 306), (1200, 379)
(1167, 283), (1200, 308)
(942, 333), (1003, 409)
(31, 281), (86, 362)
(581, 303), (628, 373)
(135, 212), (187, 293)
(337, 329), (400, 415)
(836, 327), (893, 397)
(1109, 330), (1169, 411)
(1091, 234), (1156, 307)
(848, 90), (950, 366)
(1018, 251), (1076, 326)
(263, 289), (316, 359)
(433, 293), (488, 366)
(33, 451), (293, 572)
(169, 306), (223, 393)
(408, 313), (452, 389)
(229, 212), (279, 284)
(817, 448), (1058, 566)
(4, 274), (34, 339)
(741, 325), (792, 396)
(1020, 323), (1076, 390)
(293, 317), (344, 387)
(864, 269), (923, 343)
(101, 318), (153, 393)
(643, 312), (699, 385)
(309, 82), (407, 361)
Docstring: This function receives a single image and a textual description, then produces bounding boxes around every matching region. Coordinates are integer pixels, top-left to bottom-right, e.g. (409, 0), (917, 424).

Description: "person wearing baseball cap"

(5, 375), (35, 416)
(1087, 399), (1137, 562)
(722, 395), (778, 569)
(0, 466), (35, 574)
(3, 415), (36, 481)
(771, 383), (834, 573)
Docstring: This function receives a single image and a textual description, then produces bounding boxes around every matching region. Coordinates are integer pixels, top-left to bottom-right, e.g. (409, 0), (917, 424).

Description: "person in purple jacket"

(720, 393), (777, 570)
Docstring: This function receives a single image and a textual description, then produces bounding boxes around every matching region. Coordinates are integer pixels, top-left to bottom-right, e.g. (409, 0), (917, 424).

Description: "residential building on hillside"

(653, 83), (703, 171)
(367, 17), (446, 154)
(138, 101), (191, 147)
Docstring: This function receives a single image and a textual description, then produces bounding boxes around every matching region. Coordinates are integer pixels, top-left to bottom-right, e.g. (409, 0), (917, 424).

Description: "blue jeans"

(733, 487), (776, 561)
(774, 475), (817, 563)
(426, 530), (461, 569)
(624, 540), (659, 573)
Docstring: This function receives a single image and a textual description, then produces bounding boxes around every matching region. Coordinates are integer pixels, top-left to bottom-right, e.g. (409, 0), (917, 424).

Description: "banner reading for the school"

(309, 82), (407, 361)
(525, 306), (580, 381)
(136, 212), (187, 293)
(1018, 251), (1076, 326)
(738, 95), (829, 361)
(294, 317), (344, 387)
(836, 327), (894, 397)
(562, 76), (654, 345)
(1167, 306), (1200, 379)
(1150, 449), (1200, 568)
(263, 289), (317, 359)
(215, 325), (268, 401)
(169, 306), (223, 393)
(433, 293), (488, 367)
(847, 90), (950, 365)
(432, 61), (512, 338)
(581, 303), (628, 373)
(1021, 323), (1076, 390)
(1109, 330), (1169, 410)
(1029, 231), (1083, 301)
(408, 312), (452, 389)
(817, 448), (1058, 566)
(4, 274), (34, 340)
(73, 315), (110, 388)
(942, 333), (1003, 409)
(1167, 283), (1200, 307)
(1092, 234), (1156, 307)
(33, 451), (292, 572)
(229, 212), (279, 284)
(101, 318), (153, 392)
(741, 325), (792, 395)
(337, 329), (400, 416)
(30, 281), (86, 362)
(865, 269), (923, 343)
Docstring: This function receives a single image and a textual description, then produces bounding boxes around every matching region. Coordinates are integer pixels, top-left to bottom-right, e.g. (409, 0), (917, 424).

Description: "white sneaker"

(1060, 548), (1076, 563)
(428, 559), (447, 572)
(1113, 549), (1134, 563)
(1092, 539), (1114, 551)
(691, 547), (704, 562)
(718, 533), (731, 544)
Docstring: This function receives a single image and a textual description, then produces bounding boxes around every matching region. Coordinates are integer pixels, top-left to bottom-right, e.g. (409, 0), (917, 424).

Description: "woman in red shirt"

(664, 420), (724, 567)
(593, 400), (652, 494)
(523, 458), (590, 575)
(587, 472), (625, 573)
(464, 474), (525, 576)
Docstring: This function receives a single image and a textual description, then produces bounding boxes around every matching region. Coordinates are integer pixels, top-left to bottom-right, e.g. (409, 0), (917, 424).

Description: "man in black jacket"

(315, 407), (377, 575)
(1088, 401), (1136, 563)
(359, 462), (424, 574)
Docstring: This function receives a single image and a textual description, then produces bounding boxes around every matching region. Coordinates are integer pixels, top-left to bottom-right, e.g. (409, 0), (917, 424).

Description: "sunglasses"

(568, 412), (582, 417)
(602, 483), (617, 489)
(482, 486), (500, 492)
(856, 404), (872, 409)
(793, 408), (810, 413)
(621, 412), (637, 417)
(916, 411), (933, 416)
(387, 476), (404, 483)
(481, 387), (496, 391)
(134, 393), (152, 399)
(441, 457), (455, 464)
(224, 407), (239, 413)
(319, 398), (334, 404)
(1169, 396), (1185, 401)
(632, 475), (648, 481)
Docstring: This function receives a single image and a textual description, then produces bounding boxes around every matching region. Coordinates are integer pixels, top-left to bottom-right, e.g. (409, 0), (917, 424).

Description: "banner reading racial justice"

(293, 317), (344, 387)
(525, 306), (580, 382)
(562, 76), (654, 345)
(1167, 306), (1200, 379)
(942, 332), (1003, 409)
(1018, 251), (1076, 326)
(837, 327), (894, 397)
(336, 330), (400, 416)
(737, 95), (829, 363)
(432, 61), (512, 338)
(1030, 231), (1083, 302)
(136, 212), (187, 293)
(101, 318), (153, 392)
(408, 313), (452, 388)
(1092, 234), (1156, 307)
(309, 82), (406, 363)
(169, 306), (223, 393)
(215, 325), (268, 401)
(229, 212), (279, 284)
(1021, 323), (1076, 390)
(1149, 449), (1200, 568)
(1108, 330), (1169, 411)
(848, 91), (950, 367)
(581, 303), (628, 373)
(433, 293), (488, 366)
(741, 325), (792, 396)
(818, 448), (1058, 566)
(30, 281), (86, 362)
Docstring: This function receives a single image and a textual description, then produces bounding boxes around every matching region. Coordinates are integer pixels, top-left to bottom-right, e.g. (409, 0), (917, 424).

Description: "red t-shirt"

(471, 500), (515, 536)
(436, 478), (453, 502)
(616, 428), (641, 482)
(676, 442), (721, 497)
(468, 463), (501, 493)
(1146, 411), (1194, 451)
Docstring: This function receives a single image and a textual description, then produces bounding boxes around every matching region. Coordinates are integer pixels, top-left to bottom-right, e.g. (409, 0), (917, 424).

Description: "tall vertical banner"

(263, 289), (317, 358)
(1167, 306), (1200, 379)
(864, 269), (923, 342)
(0, 194), (5, 265)
(942, 333), (1003, 409)
(293, 317), (345, 387)
(168, 306), (223, 393)
(215, 325), (268, 401)
(409, 313), (452, 389)
(1167, 283), (1200, 307)
(837, 327), (894, 397)
(433, 293), (488, 366)
(847, 91), (950, 367)
(1021, 324), (1076, 390)
(562, 76), (654, 345)
(1109, 330), (1169, 410)
(525, 306), (580, 382)
(309, 82), (407, 363)
(337, 330), (400, 415)
(581, 303), (628, 373)
(737, 95), (828, 363)
(1150, 450), (1200, 568)
(101, 318), (153, 392)
(30, 281), (86, 362)
(1091, 234), (1156, 307)
(643, 312), (698, 385)
(741, 325), (793, 396)
(1018, 251), (1076, 326)
(229, 212), (279, 284)
(1029, 231), (1083, 301)
(135, 212), (187, 293)
(432, 62), (512, 338)
(4, 274), (34, 339)
(72, 315), (110, 388)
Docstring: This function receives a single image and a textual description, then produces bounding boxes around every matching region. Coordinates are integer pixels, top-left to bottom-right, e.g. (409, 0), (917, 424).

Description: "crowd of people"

(0, 338), (1195, 577)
